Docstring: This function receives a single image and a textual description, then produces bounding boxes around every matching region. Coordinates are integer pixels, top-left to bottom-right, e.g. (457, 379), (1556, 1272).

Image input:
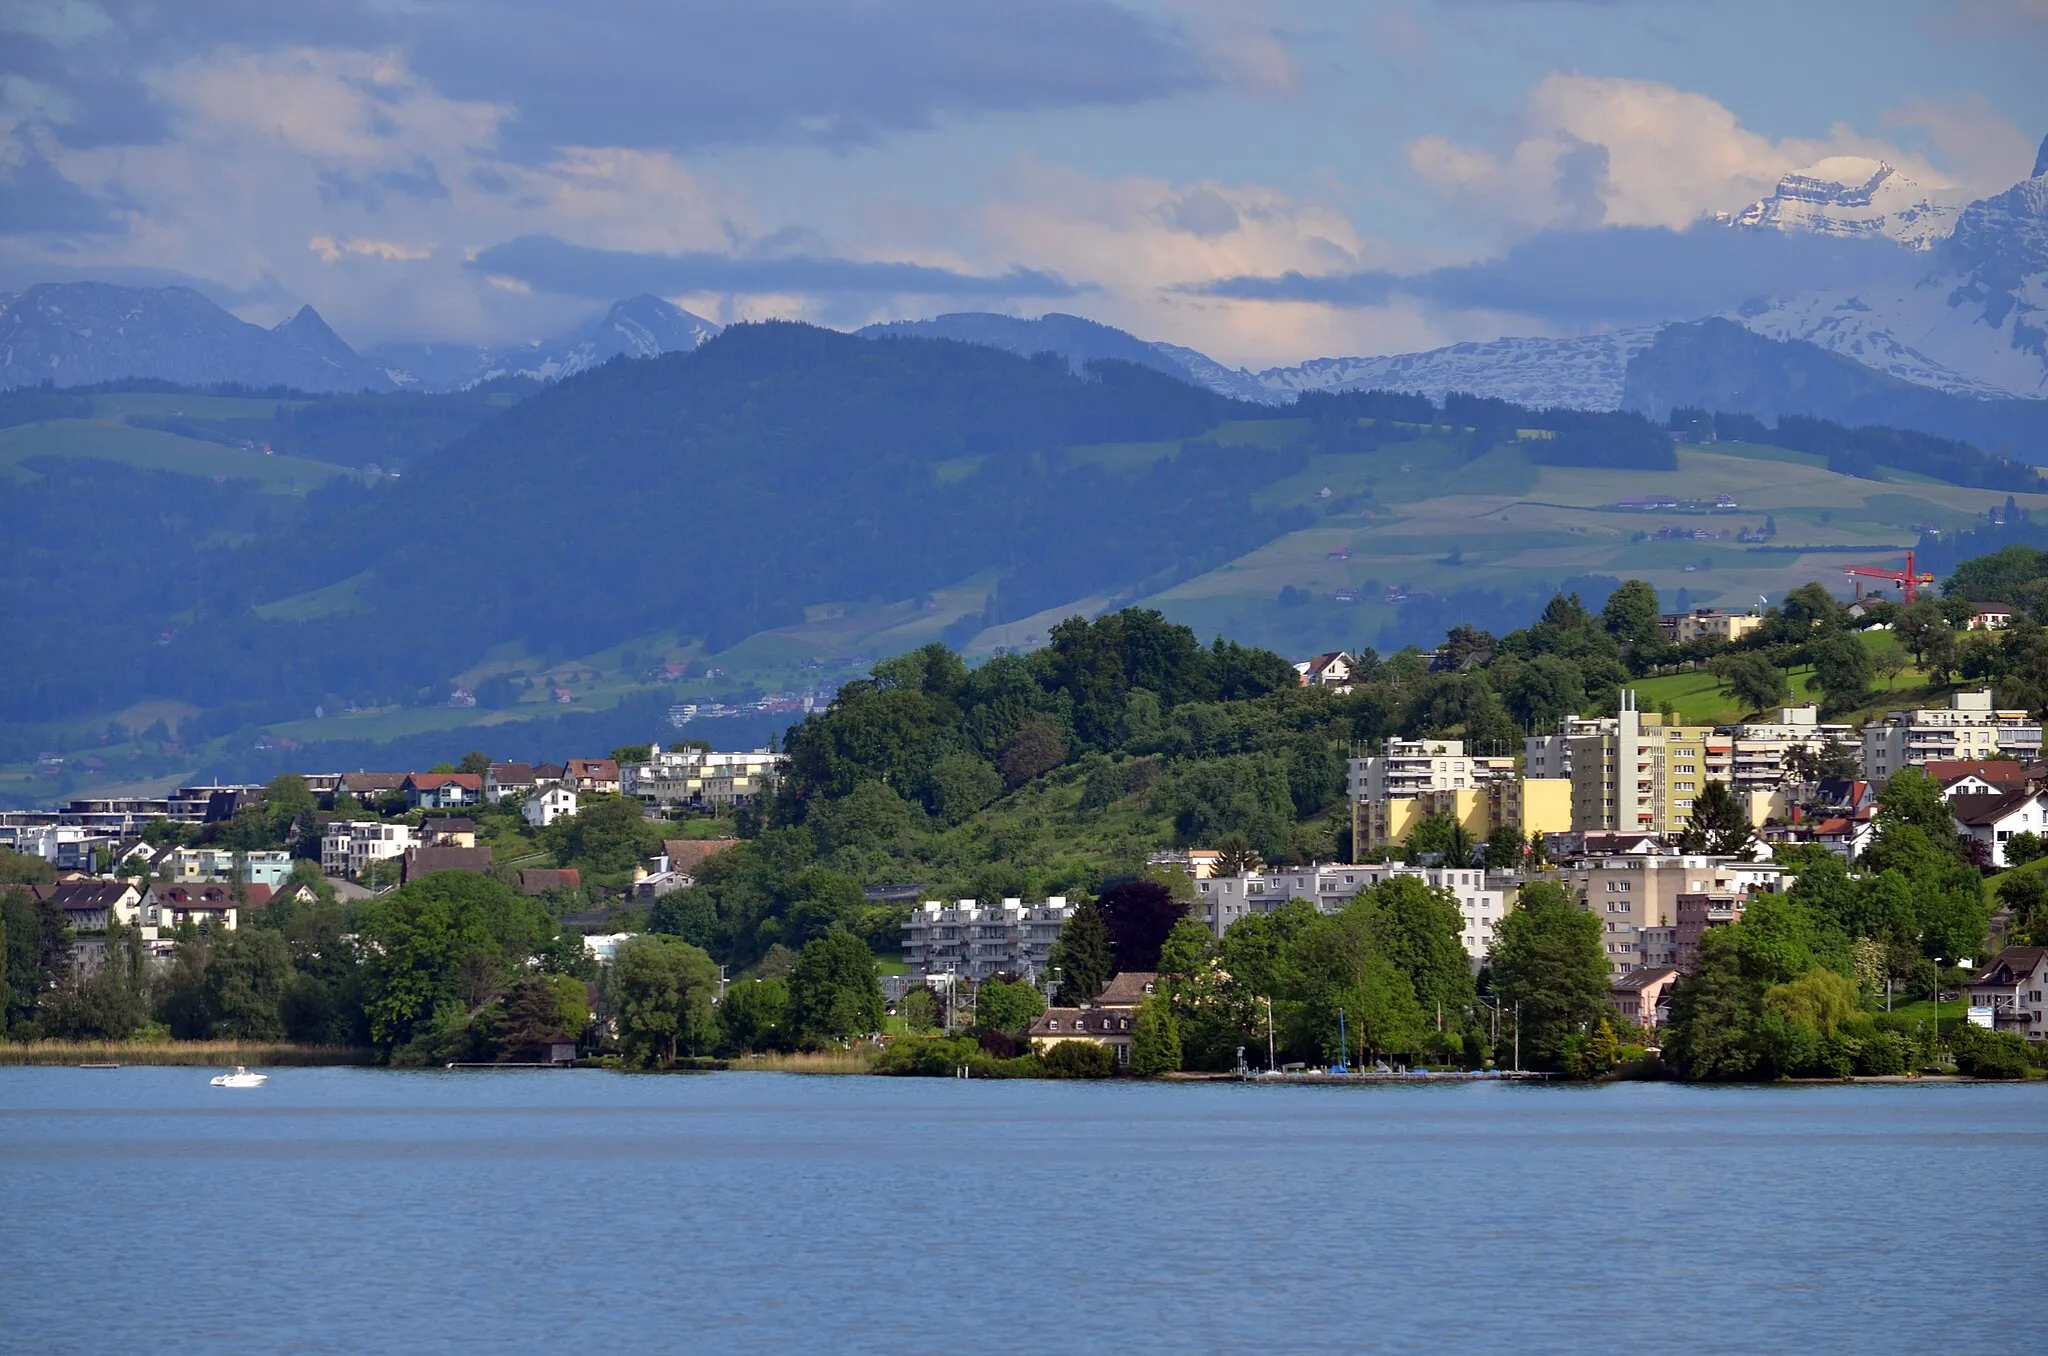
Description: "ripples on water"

(2, 1068), (2038, 1354)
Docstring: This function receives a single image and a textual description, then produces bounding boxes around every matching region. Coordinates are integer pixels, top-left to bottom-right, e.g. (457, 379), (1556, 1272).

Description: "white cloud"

(1407, 74), (1960, 232)
(309, 234), (433, 264)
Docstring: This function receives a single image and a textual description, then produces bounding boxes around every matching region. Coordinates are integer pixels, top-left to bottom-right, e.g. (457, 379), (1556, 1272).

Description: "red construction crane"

(1843, 550), (1934, 604)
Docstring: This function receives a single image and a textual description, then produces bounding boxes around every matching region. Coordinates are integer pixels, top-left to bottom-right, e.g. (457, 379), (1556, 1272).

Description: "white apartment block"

(622, 745), (784, 811)
(321, 820), (417, 877)
(1861, 689), (2043, 783)
(1348, 739), (1485, 800)
(1192, 864), (1512, 965)
(901, 897), (1073, 981)
(1730, 705), (1855, 793)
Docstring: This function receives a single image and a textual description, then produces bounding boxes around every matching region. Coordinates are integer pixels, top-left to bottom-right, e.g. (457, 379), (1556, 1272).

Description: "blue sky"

(1, 0), (2042, 366)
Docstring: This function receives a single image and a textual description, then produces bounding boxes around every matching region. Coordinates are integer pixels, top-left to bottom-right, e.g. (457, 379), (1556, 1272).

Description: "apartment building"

(1555, 853), (1786, 977)
(1191, 863), (1513, 964)
(900, 897), (1073, 981)
(1730, 705), (1854, 795)
(1349, 738), (1568, 851)
(1862, 690), (2044, 782)
(159, 847), (294, 888)
(1659, 609), (1765, 645)
(622, 745), (784, 811)
(320, 820), (417, 878)
(1525, 692), (1727, 837)
(1348, 739), (1483, 800)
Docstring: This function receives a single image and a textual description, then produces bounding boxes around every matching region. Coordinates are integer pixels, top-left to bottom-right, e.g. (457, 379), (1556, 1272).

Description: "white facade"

(525, 786), (579, 828)
(622, 745), (784, 810)
(1951, 792), (2048, 868)
(901, 897), (1072, 981)
(1730, 706), (1855, 793)
(320, 821), (417, 877)
(1347, 739), (1480, 801)
(1862, 690), (2042, 782)
(1192, 864), (1512, 965)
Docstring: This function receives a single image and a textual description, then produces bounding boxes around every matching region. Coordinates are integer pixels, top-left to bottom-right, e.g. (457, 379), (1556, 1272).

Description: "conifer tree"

(1051, 897), (1113, 1005)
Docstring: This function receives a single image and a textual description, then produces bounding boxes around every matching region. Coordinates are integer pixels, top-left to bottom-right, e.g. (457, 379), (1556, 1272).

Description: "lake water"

(2, 1067), (2039, 1354)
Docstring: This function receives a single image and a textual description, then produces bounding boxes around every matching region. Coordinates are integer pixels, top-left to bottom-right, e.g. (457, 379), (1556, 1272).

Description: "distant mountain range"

(0, 286), (720, 394)
(4, 132), (2044, 433)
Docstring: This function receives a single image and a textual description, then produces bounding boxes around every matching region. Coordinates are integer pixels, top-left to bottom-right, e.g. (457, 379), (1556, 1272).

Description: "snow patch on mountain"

(1161, 329), (1663, 410)
(1733, 153), (2048, 400)
(1718, 157), (1964, 251)
(375, 295), (721, 390)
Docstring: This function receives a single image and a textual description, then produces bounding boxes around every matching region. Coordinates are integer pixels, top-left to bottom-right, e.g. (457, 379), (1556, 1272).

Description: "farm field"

(0, 418), (361, 493)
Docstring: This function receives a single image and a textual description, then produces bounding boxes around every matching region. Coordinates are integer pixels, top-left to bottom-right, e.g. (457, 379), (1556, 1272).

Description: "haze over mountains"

(2, 138), (2044, 440)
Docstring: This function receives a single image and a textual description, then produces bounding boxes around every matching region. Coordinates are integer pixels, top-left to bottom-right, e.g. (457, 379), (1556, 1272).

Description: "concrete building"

(159, 847), (294, 888)
(1526, 692), (1728, 837)
(622, 745), (783, 811)
(1352, 778), (1571, 854)
(1729, 705), (1854, 795)
(901, 897), (1074, 982)
(1659, 609), (1764, 645)
(320, 820), (417, 878)
(1191, 864), (1514, 965)
(1348, 739), (1482, 800)
(1862, 690), (2043, 782)
(1555, 853), (1786, 977)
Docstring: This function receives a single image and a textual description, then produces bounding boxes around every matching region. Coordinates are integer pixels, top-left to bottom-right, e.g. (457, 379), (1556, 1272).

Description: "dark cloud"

(0, 150), (127, 234)
(471, 234), (1086, 300)
(1191, 225), (1928, 326)
(1164, 189), (1241, 238)
(317, 159), (452, 211)
(8, 1), (1215, 163)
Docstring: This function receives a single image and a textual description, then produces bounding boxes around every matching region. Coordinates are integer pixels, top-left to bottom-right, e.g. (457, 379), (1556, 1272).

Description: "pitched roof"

(663, 839), (739, 872)
(1971, 947), (2048, 987)
(1095, 971), (1160, 1008)
(1027, 1007), (1135, 1037)
(403, 845), (495, 879)
(518, 868), (582, 896)
(534, 763), (566, 779)
(405, 772), (483, 792)
(421, 817), (476, 835)
(1612, 966), (1680, 993)
(48, 881), (136, 913)
(1927, 759), (2027, 789)
(338, 772), (408, 794)
(488, 762), (538, 784)
(154, 884), (237, 908)
(563, 758), (619, 780)
(1948, 790), (2039, 827)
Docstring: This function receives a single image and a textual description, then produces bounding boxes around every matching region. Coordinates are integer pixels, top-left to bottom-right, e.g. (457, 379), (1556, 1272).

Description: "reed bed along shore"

(0, 1040), (375, 1067)
(727, 1049), (874, 1074)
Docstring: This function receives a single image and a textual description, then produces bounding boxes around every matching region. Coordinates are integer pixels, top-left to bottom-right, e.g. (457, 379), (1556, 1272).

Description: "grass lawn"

(0, 418), (361, 493)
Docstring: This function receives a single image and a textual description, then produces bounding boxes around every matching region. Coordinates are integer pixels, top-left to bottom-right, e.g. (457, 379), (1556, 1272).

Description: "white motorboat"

(209, 1066), (268, 1088)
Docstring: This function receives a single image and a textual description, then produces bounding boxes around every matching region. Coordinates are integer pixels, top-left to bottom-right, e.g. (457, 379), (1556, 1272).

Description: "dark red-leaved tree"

(1095, 879), (1188, 974)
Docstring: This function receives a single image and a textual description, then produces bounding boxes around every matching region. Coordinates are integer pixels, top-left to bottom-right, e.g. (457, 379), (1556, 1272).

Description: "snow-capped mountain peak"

(1720, 157), (1962, 251)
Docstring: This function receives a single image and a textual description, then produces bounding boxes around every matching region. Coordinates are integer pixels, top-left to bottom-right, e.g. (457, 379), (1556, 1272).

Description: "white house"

(525, 786), (579, 828)
(1967, 947), (2048, 1040)
(320, 820), (417, 878)
(1950, 791), (2047, 868)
